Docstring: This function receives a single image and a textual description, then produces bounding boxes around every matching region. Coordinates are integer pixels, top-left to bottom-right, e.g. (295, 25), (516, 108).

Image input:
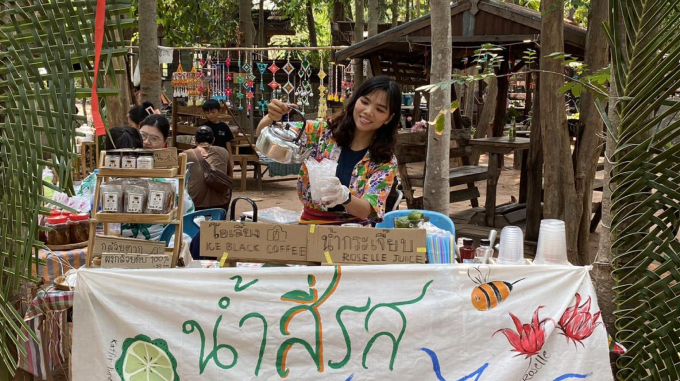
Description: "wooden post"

(485, 153), (502, 226)
(413, 91), (422, 121)
(525, 74), (542, 241)
(524, 72), (533, 120)
(492, 59), (510, 137)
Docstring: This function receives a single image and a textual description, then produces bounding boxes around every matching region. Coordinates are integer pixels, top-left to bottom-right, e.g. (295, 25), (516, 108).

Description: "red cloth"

(92, 0), (107, 136)
(298, 206), (367, 225)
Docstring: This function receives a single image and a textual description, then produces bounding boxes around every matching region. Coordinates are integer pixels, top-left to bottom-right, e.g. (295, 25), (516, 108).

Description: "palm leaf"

(604, 0), (680, 379)
(0, 0), (132, 375)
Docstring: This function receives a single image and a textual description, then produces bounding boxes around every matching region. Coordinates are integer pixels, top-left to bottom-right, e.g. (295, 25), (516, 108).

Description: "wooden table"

(233, 154), (263, 191)
(469, 137), (531, 226)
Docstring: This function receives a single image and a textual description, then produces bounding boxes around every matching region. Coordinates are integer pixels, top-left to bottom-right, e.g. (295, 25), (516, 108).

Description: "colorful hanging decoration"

(268, 60), (280, 94)
(346, 59), (355, 97)
(243, 53), (255, 118)
(282, 53), (295, 103)
(257, 60), (268, 92)
(317, 58), (328, 118)
(172, 62), (186, 98)
(236, 51), (245, 111)
(225, 52), (233, 106)
(327, 61), (334, 102)
(338, 64), (346, 102)
(295, 54), (312, 112)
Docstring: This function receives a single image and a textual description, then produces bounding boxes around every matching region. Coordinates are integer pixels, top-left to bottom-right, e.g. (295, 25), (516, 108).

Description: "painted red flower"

(558, 293), (601, 346)
(494, 306), (554, 358)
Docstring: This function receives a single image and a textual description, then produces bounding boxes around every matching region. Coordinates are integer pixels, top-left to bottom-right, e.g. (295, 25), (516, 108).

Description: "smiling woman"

(256, 76), (402, 225)
(139, 114), (170, 149)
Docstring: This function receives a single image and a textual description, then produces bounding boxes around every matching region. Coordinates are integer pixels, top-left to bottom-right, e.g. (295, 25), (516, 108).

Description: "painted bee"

(468, 266), (523, 311)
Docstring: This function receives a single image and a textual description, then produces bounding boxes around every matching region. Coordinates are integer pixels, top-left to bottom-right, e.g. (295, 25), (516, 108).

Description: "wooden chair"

(395, 130), (487, 209)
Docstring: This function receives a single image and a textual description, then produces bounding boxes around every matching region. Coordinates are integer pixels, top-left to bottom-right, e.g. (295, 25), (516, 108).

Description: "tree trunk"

(354, 0), (366, 88)
(306, 0), (318, 46)
(368, 0), (379, 37)
(423, 0), (451, 215)
(258, 0), (265, 49)
(239, 0), (255, 132)
(471, 77), (497, 165)
(104, 56), (131, 127)
(492, 59), (510, 137)
(391, 0), (398, 27)
(574, 0), (609, 264)
(406, 0), (410, 22)
(525, 73), (543, 241)
(540, 0), (581, 264)
(464, 67), (477, 120)
(416, 0), (420, 18)
(138, 0), (161, 107)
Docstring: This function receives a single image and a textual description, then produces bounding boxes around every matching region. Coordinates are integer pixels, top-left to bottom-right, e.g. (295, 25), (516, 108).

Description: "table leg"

(255, 162), (262, 190)
(240, 157), (247, 191)
(485, 153), (502, 227)
(519, 148), (529, 203)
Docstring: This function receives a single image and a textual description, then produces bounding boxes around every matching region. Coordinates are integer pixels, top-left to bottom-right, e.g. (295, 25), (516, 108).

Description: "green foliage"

(150, 0), (239, 46)
(0, 0), (132, 376)
(602, 0), (680, 379)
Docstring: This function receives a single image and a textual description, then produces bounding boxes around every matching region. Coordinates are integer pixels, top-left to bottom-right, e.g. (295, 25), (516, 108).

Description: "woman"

(139, 114), (170, 149)
(257, 75), (401, 225)
(105, 125), (143, 150)
(127, 101), (156, 129)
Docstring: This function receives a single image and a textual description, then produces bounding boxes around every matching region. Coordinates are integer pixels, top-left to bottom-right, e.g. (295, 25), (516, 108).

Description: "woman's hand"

(267, 99), (297, 122)
(319, 177), (350, 207)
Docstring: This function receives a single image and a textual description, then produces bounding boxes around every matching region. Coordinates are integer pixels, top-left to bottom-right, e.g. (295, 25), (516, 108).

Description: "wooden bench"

(396, 130), (487, 209)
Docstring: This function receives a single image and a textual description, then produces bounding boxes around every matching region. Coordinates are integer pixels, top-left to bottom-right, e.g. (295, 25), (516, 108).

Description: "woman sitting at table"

(127, 101), (157, 129)
(139, 114), (170, 149)
(257, 76), (401, 225)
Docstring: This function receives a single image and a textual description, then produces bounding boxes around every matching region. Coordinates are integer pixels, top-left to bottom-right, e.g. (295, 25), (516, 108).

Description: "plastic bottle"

(475, 239), (492, 264)
(460, 238), (476, 264)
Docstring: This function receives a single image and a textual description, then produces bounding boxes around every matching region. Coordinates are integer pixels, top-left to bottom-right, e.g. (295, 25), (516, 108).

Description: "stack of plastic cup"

(305, 158), (338, 203)
(497, 226), (525, 265)
(534, 219), (569, 265)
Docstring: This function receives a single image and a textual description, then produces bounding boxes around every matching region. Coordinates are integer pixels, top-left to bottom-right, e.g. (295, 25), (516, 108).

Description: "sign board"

(152, 147), (178, 168)
(308, 226), (427, 265)
(100, 253), (172, 269)
(93, 235), (166, 256)
(73, 265), (613, 381)
(200, 221), (309, 261)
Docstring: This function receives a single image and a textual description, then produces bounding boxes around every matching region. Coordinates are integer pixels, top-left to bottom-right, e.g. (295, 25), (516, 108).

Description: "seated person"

(185, 126), (234, 211)
(127, 101), (157, 129)
(139, 114), (170, 149)
(200, 99), (235, 152)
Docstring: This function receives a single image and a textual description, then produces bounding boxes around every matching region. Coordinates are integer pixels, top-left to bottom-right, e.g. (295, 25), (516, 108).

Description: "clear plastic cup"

(497, 226), (525, 265)
(305, 158), (338, 203)
(534, 219), (569, 265)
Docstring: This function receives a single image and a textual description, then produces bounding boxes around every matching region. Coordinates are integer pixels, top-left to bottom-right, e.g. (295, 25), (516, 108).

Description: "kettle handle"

(229, 197), (258, 222)
(276, 106), (306, 143)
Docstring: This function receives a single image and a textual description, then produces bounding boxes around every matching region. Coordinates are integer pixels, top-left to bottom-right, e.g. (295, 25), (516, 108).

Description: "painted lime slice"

(116, 335), (178, 381)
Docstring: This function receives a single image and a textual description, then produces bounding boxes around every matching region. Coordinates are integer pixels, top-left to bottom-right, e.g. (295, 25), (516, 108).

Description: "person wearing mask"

(200, 99), (235, 152)
(257, 75), (401, 225)
(139, 114), (170, 149)
(127, 101), (157, 129)
(185, 126), (234, 211)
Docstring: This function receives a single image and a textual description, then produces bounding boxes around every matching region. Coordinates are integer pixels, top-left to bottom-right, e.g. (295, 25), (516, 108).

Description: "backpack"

(193, 148), (233, 191)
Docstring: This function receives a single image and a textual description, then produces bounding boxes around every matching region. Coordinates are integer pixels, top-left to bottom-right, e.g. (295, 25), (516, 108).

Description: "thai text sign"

(73, 265), (613, 381)
(201, 221), (310, 261)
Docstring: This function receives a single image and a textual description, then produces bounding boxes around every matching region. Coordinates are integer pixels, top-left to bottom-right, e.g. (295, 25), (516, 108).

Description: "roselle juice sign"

(73, 265), (613, 381)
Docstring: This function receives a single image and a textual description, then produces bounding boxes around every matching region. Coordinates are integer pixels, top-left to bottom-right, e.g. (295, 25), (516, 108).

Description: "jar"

(105, 151), (121, 168)
(46, 216), (70, 246)
(68, 213), (90, 243)
(120, 150), (137, 169)
(136, 151), (154, 169)
(460, 238), (476, 264)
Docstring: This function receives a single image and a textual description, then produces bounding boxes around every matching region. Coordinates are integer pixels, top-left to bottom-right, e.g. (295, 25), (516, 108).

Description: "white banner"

(73, 265), (613, 381)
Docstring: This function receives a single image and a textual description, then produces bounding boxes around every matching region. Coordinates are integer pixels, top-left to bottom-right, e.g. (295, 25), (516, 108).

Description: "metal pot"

(255, 107), (312, 164)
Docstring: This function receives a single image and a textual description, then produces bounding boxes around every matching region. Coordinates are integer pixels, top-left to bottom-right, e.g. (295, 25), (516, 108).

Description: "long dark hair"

(329, 76), (401, 164)
(140, 114), (170, 139)
(105, 126), (143, 150)
(128, 101), (155, 125)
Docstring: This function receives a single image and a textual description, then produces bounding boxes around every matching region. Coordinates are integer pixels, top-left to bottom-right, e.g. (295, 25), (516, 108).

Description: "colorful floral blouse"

(295, 120), (398, 221)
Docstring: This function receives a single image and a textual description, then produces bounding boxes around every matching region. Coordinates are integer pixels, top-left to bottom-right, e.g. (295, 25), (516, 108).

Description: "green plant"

(600, 1), (680, 379)
(0, 0), (132, 376)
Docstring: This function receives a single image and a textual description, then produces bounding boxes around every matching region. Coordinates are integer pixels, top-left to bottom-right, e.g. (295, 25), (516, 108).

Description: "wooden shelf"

(93, 208), (178, 224)
(98, 167), (179, 178)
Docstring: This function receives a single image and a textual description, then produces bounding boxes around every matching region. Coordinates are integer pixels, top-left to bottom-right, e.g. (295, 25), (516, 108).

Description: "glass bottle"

(460, 238), (476, 264)
(475, 239), (491, 263)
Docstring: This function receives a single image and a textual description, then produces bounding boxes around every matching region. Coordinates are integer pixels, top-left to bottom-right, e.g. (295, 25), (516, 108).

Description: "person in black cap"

(184, 126), (234, 211)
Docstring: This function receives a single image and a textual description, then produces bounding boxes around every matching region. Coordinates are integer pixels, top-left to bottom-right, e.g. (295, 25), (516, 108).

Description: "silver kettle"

(255, 107), (313, 164)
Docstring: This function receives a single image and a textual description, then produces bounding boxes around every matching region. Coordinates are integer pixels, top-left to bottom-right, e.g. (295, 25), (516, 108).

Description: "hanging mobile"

(282, 51), (295, 103)
(242, 52), (255, 119)
(226, 52), (233, 106)
(328, 61), (334, 101)
(317, 54), (328, 118)
(236, 51), (245, 111)
(297, 53), (312, 112)
(347, 59), (355, 97)
(172, 62), (184, 98)
(268, 53), (280, 97)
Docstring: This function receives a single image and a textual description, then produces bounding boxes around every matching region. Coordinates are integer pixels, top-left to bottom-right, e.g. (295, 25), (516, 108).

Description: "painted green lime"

(116, 334), (179, 381)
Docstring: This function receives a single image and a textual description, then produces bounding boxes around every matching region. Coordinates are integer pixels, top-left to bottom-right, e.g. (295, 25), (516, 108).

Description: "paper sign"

(308, 226), (427, 265)
(200, 221), (309, 261)
(153, 147), (178, 168)
(93, 235), (166, 256)
(100, 253), (172, 269)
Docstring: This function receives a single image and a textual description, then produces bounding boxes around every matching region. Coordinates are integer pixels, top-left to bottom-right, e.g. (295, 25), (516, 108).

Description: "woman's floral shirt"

(295, 120), (397, 221)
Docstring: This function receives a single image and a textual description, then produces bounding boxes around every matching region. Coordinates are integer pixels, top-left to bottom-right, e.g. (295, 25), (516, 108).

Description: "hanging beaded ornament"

(328, 62), (334, 101)
(236, 51), (244, 111)
(317, 57), (328, 118)
(225, 52), (233, 106)
(282, 52), (295, 103)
